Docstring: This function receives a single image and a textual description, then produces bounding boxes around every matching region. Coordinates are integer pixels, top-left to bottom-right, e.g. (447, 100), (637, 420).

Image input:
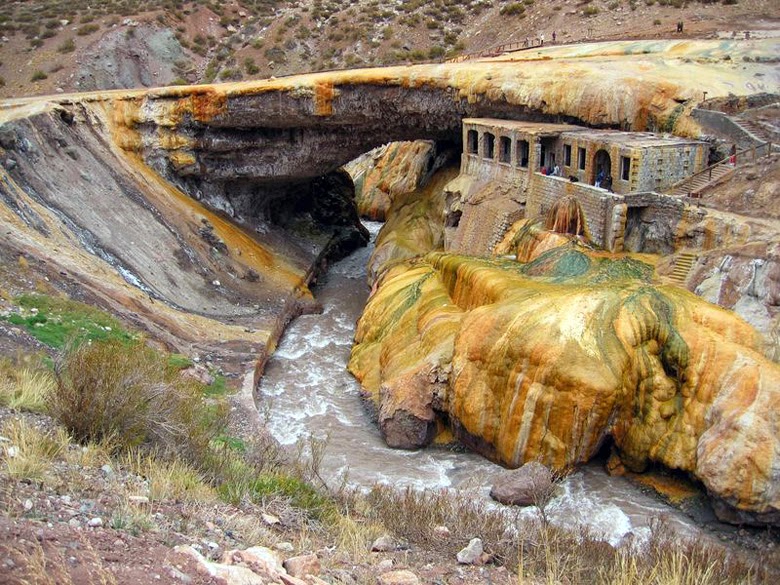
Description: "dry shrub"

(364, 485), (515, 559)
(122, 449), (215, 503)
(0, 365), (54, 413)
(52, 340), (225, 462)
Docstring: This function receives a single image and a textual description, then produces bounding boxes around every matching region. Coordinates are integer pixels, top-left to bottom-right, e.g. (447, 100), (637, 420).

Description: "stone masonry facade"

(446, 119), (708, 254)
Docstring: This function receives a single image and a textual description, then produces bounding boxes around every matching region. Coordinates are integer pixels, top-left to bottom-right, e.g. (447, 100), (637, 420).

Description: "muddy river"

(257, 221), (704, 546)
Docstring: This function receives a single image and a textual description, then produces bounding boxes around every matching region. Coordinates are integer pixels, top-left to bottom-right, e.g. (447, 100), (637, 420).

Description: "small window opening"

(564, 144), (572, 167)
(499, 136), (511, 163)
(484, 133), (495, 159)
(621, 156), (631, 181)
(517, 140), (529, 168)
(578, 147), (586, 170)
(467, 130), (478, 154)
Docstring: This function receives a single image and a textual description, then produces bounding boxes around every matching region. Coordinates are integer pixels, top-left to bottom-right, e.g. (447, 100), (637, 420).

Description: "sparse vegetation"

(500, 3), (526, 16)
(76, 23), (100, 36)
(2, 294), (134, 349)
(57, 38), (76, 53)
(51, 339), (224, 460)
(30, 70), (48, 81)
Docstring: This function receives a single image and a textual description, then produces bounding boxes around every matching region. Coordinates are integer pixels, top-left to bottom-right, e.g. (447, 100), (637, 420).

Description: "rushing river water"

(257, 221), (704, 546)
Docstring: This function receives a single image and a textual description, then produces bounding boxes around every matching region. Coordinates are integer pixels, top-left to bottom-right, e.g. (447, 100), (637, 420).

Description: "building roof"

(560, 129), (706, 148)
(463, 118), (587, 137)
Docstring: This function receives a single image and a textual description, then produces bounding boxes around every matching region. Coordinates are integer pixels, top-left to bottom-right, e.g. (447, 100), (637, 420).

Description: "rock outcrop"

(346, 141), (452, 221)
(349, 231), (780, 523)
(0, 99), (365, 374)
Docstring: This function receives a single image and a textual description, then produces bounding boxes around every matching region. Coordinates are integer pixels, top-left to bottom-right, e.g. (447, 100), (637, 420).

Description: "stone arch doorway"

(592, 149), (611, 186)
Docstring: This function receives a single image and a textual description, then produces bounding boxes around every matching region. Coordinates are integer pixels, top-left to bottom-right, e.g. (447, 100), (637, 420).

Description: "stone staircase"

(732, 117), (780, 149)
(669, 252), (697, 285)
(666, 163), (734, 198)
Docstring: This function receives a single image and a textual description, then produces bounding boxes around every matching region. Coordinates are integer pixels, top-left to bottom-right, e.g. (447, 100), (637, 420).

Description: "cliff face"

(0, 100), (365, 374)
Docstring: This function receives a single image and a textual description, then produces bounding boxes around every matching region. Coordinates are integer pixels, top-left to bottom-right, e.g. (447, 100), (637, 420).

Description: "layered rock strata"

(0, 100), (365, 374)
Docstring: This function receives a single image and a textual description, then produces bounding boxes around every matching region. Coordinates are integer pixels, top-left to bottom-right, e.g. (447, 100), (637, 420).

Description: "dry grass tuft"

(331, 512), (385, 560)
(1, 418), (68, 483)
(0, 365), (54, 413)
(121, 449), (215, 503)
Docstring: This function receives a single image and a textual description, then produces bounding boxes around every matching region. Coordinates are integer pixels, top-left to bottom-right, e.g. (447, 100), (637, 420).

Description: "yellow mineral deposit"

(354, 141), (438, 220)
(351, 229), (780, 516)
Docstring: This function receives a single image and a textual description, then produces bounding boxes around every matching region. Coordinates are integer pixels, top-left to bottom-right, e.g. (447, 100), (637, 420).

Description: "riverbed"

(256, 221), (704, 546)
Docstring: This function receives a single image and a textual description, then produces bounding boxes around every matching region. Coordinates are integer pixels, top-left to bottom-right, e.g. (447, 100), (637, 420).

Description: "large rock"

(490, 462), (554, 507)
(283, 554), (320, 578)
(349, 243), (780, 524)
(456, 538), (483, 565)
(377, 570), (420, 585)
(346, 141), (439, 221)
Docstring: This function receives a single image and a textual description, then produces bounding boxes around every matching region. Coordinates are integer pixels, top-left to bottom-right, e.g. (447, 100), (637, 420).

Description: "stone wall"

(559, 135), (707, 194)
(622, 193), (686, 254)
(525, 173), (625, 250)
(692, 108), (761, 149)
(634, 143), (708, 193)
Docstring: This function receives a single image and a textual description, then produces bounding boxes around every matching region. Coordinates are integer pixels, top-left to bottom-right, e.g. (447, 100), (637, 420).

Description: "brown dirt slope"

(0, 0), (777, 98)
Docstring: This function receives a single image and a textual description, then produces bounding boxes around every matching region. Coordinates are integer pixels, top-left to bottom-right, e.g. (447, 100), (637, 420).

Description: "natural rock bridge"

(1, 38), (779, 524)
(0, 38), (775, 358)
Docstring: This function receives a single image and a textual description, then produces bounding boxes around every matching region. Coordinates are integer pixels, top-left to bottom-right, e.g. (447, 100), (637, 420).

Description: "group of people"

(540, 163), (561, 176)
(522, 31), (556, 48)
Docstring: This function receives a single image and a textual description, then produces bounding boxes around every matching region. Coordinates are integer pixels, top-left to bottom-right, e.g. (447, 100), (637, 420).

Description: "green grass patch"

(2, 294), (135, 349)
(167, 353), (194, 370)
(203, 373), (227, 397)
(248, 473), (333, 519)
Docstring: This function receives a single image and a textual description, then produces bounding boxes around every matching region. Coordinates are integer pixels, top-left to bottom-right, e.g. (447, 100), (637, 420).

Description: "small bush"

(219, 68), (242, 80)
(57, 38), (76, 53)
(76, 23), (99, 36)
(584, 5), (600, 16)
(243, 57), (259, 75)
(428, 46), (445, 59)
(52, 340), (226, 461)
(653, 18), (662, 25)
(30, 70), (48, 82)
(500, 3), (526, 16)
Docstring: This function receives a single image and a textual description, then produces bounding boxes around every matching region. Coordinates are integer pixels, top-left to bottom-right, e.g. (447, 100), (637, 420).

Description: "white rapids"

(256, 221), (704, 547)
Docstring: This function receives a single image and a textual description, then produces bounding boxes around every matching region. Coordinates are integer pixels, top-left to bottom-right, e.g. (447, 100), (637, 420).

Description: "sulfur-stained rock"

(367, 164), (459, 284)
(346, 141), (440, 221)
(350, 236), (780, 523)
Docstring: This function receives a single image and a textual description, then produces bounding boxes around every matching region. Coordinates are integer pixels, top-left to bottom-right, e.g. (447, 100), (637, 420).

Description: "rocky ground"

(0, 0), (777, 98)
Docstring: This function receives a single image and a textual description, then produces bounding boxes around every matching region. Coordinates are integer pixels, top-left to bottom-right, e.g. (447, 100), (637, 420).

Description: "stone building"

(446, 118), (709, 254)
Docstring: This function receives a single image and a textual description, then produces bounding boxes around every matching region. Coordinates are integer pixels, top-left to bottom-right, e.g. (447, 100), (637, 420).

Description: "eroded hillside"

(0, 0), (777, 98)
